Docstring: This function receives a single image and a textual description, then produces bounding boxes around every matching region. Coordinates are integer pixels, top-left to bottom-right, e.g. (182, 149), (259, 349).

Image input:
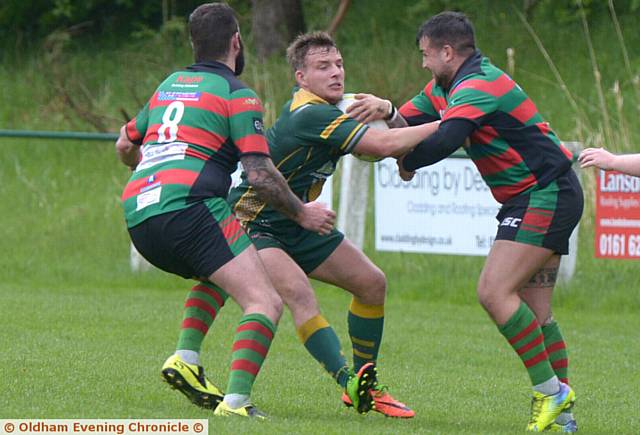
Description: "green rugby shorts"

(245, 222), (344, 273)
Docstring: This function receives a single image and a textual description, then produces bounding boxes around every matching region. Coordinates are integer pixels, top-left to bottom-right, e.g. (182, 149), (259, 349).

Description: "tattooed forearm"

(241, 154), (303, 220)
(526, 267), (558, 288)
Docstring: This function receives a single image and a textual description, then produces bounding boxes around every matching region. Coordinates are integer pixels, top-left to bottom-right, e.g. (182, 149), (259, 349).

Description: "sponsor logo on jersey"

(253, 118), (264, 134)
(176, 75), (203, 83)
(136, 186), (162, 211)
(157, 91), (201, 102)
(243, 98), (260, 106)
(140, 181), (161, 193)
(137, 143), (188, 171)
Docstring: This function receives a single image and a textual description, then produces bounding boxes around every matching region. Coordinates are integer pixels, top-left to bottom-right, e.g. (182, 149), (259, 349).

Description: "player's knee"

(284, 282), (318, 312)
(357, 266), (386, 303)
(370, 268), (387, 299)
(476, 280), (495, 310)
(476, 289), (490, 311)
(256, 289), (283, 324)
(270, 294), (284, 321)
(241, 283), (283, 323)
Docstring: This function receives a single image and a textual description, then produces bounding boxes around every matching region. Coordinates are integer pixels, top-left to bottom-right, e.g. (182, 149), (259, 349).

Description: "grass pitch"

(1, 278), (638, 434)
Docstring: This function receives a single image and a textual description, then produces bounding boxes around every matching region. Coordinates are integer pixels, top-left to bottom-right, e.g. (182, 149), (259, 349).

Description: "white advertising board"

(374, 157), (500, 255)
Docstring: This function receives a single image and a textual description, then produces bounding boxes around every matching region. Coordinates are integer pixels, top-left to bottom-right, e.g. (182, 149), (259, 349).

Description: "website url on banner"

(1, 420), (208, 435)
(380, 234), (452, 247)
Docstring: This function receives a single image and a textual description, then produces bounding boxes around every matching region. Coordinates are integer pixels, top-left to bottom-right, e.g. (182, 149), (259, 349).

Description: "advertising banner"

(595, 169), (640, 259)
(374, 157), (501, 255)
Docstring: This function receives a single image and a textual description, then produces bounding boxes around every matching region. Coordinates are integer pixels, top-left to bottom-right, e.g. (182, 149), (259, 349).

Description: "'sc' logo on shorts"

(500, 217), (522, 228)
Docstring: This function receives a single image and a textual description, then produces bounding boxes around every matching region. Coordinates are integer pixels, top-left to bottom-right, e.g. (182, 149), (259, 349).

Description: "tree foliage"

(0, 0), (250, 50)
(3, 0), (640, 55)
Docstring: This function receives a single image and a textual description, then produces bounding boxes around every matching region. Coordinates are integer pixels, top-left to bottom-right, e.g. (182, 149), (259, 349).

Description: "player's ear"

(231, 31), (241, 51)
(295, 69), (306, 87)
(442, 44), (454, 61)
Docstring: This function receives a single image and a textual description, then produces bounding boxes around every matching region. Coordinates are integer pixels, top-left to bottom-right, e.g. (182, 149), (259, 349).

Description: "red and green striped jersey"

(227, 87), (368, 228)
(400, 51), (573, 203)
(121, 61), (269, 227)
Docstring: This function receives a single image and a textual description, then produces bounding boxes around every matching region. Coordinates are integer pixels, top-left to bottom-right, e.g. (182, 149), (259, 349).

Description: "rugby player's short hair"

(286, 31), (337, 71)
(189, 2), (239, 62)
(416, 11), (475, 54)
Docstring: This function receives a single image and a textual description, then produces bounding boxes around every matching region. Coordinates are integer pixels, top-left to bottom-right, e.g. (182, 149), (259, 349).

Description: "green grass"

(1, 280), (638, 434)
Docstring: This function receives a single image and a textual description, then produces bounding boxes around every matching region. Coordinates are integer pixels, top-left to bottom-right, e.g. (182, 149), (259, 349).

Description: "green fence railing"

(0, 129), (118, 141)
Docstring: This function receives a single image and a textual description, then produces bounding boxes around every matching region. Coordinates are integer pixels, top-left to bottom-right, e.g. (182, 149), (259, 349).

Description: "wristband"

(386, 104), (398, 122)
(384, 100), (398, 121)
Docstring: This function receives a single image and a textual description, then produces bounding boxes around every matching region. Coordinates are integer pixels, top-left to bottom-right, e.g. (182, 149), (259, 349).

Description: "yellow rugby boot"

(213, 401), (267, 419)
(526, 383), (575, 432)
(161, 354), (223, 410)
(546, 402), (578, 432)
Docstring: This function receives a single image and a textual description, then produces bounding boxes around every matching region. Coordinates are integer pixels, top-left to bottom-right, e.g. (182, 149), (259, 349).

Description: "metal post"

(337, 155), (369, 249)
(557, 141), (583, 285)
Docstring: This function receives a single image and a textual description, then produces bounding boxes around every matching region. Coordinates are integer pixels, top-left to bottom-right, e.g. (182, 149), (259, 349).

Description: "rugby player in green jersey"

(357, 11), (581, 432)
(115, 3), (348, 419)
(228, 31), (440, 418)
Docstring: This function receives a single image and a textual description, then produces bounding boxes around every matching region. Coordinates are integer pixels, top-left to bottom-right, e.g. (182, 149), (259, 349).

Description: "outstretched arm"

(351, 120), (440, 158)
(401, 119), (476, 171)
(579, 147), (640, 177)
(240, 154), (336, 234)
(395, 119), (475, 182)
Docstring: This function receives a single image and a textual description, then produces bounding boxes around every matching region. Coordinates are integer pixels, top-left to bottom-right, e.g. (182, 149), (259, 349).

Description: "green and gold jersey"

(228, 88), (369, 228)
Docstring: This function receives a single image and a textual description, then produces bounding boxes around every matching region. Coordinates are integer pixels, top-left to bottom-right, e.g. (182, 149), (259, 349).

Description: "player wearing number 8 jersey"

(393, 12), (582, 431)
(120, 67), (268, 227)
(115, 3), (336, 419)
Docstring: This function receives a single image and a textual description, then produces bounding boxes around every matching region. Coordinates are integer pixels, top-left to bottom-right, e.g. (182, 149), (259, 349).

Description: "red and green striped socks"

(542, 320), (569, 384)
(297, 314), (350, 387)
(176, 281), (228, 353)
(348, 298), (384, 371)
(498, 302), (556, 387)
(226, 313), (276, 395)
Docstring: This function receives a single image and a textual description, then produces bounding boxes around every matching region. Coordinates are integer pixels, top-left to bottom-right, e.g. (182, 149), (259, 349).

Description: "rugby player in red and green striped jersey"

(115, 3), (336, 419)
(352, 11), (581, 432)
